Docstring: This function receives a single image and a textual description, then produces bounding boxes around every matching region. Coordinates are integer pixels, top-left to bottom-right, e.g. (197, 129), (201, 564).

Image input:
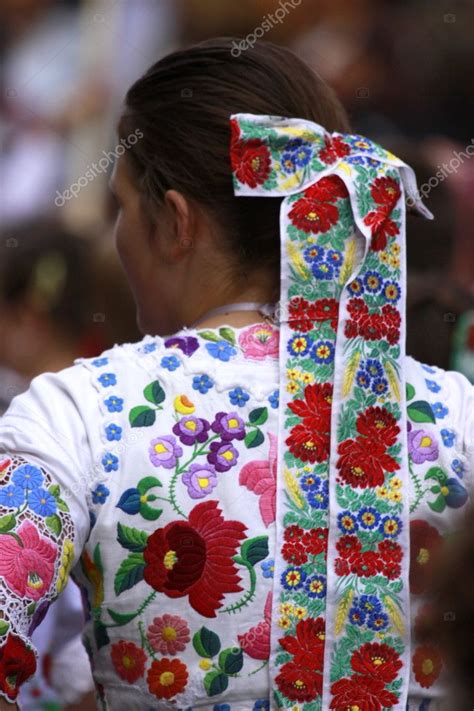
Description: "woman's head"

(113, 37), (350, 335)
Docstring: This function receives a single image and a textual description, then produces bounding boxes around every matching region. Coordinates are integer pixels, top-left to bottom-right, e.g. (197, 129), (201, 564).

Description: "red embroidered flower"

(309, 175), (349, 201)
(351, 643), (402, 683)
(409, 520), (443, 595)
(336, 437), (399, 488)
(412, 644), (443, 688)
(111, 641), (146, 683)
(359, 313), (387, 341)
(285, 524), (304, 542)
(302, 528), (328, 556)
(309, 298), (339, 330)
(349, 551), (382, 577)
(344, 320), (359, 338)
(147, 658), (188, 699)
(289, 297), (313, 332)
(356, 407), (400, 447)
(363, 210), (399, 252)
(371, 176), (401, 207)
(275, 661), (322, 702)
(347, 298), (369, 320)
(319, 135), (351, 164)
(286, 422), (331, 464)
(0, 633), (36, 700)
(334, 557), (350, 576)
(230, 121), (272, 188)
(381, 304), (401, 329)
(330, 674), (398, 710)
(288, 382), (333, 421)
(279, 617), (325, 669)
(143, 500), (247, 617)
(282, 541), (308, 566)
(289, 190), (340, 234)
(336, 534), (362, 558)
(382, 561), (401, 580)
(378, 539), (403, 563)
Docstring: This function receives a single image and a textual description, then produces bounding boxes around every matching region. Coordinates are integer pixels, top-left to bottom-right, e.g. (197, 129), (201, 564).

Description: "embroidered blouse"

(0, 320), (472, 711)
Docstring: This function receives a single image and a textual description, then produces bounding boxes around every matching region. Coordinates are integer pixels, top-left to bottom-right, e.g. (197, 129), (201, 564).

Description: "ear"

(162, 189), (194, 260)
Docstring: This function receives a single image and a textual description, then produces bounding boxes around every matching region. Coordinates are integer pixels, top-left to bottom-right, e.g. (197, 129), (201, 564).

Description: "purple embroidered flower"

(182, 463), (217, 499)
(211, 411), (246, 441)
(149, 435), (183, 469)
(408, 429), (439, 464)
(207, 440), (239, 472)
(172, 416), (211, 446)
(164, 335), (199, 356)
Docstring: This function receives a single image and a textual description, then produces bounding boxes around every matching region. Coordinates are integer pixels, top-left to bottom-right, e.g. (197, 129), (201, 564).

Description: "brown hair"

(118, 37), (350, 285)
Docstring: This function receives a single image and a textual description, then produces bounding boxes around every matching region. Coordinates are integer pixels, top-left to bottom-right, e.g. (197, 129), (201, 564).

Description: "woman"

(0, 39), (472, 711)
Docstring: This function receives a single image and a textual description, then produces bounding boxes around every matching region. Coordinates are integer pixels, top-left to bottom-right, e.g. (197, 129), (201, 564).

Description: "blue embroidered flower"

(261, 558), (275, 579)
(311, 340), (335, 364)
(205, 341), (237, 362)
(253, 701), (270, 711)
(358, 594), (382, 615)
(365, 359), (383, 379)
(305, 575), (326, 599)
(102, 452), (119, 472)
(105, 423), (122, 442)
(372, 377), (388, 395)
(307, 479), (329, 509)
(380, 515), (403, 538)
(303, 245), (325, 263)
(12, 464), (43, 491)
(347, 277), (364, 296)
(349, 606), (366, 626)
(383, 281), (401, 302)
(98, 373), (116, 388)
(422, 364), (436, 374)
(92, 484), (110, 505)
(425, 379), (441, 393)
(104, 395), (124, 412)
(364, 270), (383, 293)
(347, 155), (379, 167)
(326, 249), (343, 273)
(356, 370), (371, 388)
(28, 487), (57, 517)
(281, 151), (298, 173)
(161, 355), (180, 371)
(283, 138), (312, 168)
(451, 458), (464, 478)
(116, 488), (141, 515)
(288, 334), (312, 357)
(0, 484), (25, 508)
(432, 402), (448, 419)
(337, 511), (358, 534)
(347, 135), (374, 153)
(358, 506), (380, 530)
(367, 611), (389, 631)
(281, 567), (306, 590)
(311, 261), (334, 280)
(192, 374), (214, 394)
(229, 387), (250, 407)
(440, 429), (455, 448)
(142, 342), (157, 353)
(268, 389), (279, 409)
(300, 473), (320, 491)
(92, 357), (108, 367)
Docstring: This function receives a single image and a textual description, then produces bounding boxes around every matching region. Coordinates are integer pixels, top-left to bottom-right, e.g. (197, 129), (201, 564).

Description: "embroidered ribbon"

(230, 114), (432, 710)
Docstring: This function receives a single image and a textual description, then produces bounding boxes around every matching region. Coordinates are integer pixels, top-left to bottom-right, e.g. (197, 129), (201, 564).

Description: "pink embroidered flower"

(147, 614), (191, 655)
(0, 521), (57, 601)
(238, 592), (272, 660)
(239, 432), (277, 527)
(238, 324), (279, 360)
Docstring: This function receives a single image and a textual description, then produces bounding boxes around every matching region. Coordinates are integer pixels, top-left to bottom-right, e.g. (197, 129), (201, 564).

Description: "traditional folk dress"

(0, 116), (473, 711)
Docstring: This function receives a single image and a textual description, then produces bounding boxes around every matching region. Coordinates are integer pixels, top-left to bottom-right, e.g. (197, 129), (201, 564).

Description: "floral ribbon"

(230, 114), (431, 710)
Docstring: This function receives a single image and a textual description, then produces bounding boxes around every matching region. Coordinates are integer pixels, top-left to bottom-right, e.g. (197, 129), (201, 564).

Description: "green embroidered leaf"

(93, 543), (104, 574)
(140, 503), (163, 521)
(117, 523), (149, 552)
(56, 497), (70, 513)
(192, 626), (221, 658)
(0, 514), (16, 534)
(197, 330), (222, 343)
(407, 401), (436, 424)
(106, 608), (138, 626)
(129, 405), (156, 428)
(424, 466), (447, 484)
(45, 514), (62, 536)
(248, 407), (269, 426)
(0, 620), (9, 636)
(203, 670), (228, 697)
(144, 380), (166, 405)
(218, 327), (236, 345)
(48, 484), (60, 498)
(137, 476), (162, 494)
(26, 602), (37, 616)
(244, 428), (264, 449)
(240, 536), (269, 567)
(428, 495), (446, 514)
(406, 383), (416, 401)
(114, 553), (145, 596)
(93, 621), (110, 650)
(218, 647), (243, 675)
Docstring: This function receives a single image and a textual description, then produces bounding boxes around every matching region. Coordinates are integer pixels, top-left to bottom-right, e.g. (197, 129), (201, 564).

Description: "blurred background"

(0, 1), (473, 708)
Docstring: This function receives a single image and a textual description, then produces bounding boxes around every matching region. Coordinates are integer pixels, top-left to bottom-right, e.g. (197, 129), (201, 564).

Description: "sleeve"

(0, 366), (94, 704)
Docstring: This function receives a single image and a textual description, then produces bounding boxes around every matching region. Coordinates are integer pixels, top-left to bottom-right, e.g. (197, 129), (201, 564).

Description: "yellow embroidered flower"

(287, 381), (299, 394)
(306, 236), (317, 245)
(278, 616), (291, 629)
(391, 243), (401, 255)
(390, 477), (402, 490)
(300, 372), (314, 384)
(174, 394), (195, 414)
(287, 368), (299, 381)
(199, 659), (212, 671)
(389, 491), (403, 503)
(379, 251), (390, 264)
(280, 602), (294, 616)
(376, 486), (389, 499)
(294, 607), (307, 620)
(389, 255), (400, 268)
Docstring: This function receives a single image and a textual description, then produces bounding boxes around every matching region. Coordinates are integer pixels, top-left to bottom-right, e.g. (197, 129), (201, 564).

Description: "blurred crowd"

(0, 0), (473, 708)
